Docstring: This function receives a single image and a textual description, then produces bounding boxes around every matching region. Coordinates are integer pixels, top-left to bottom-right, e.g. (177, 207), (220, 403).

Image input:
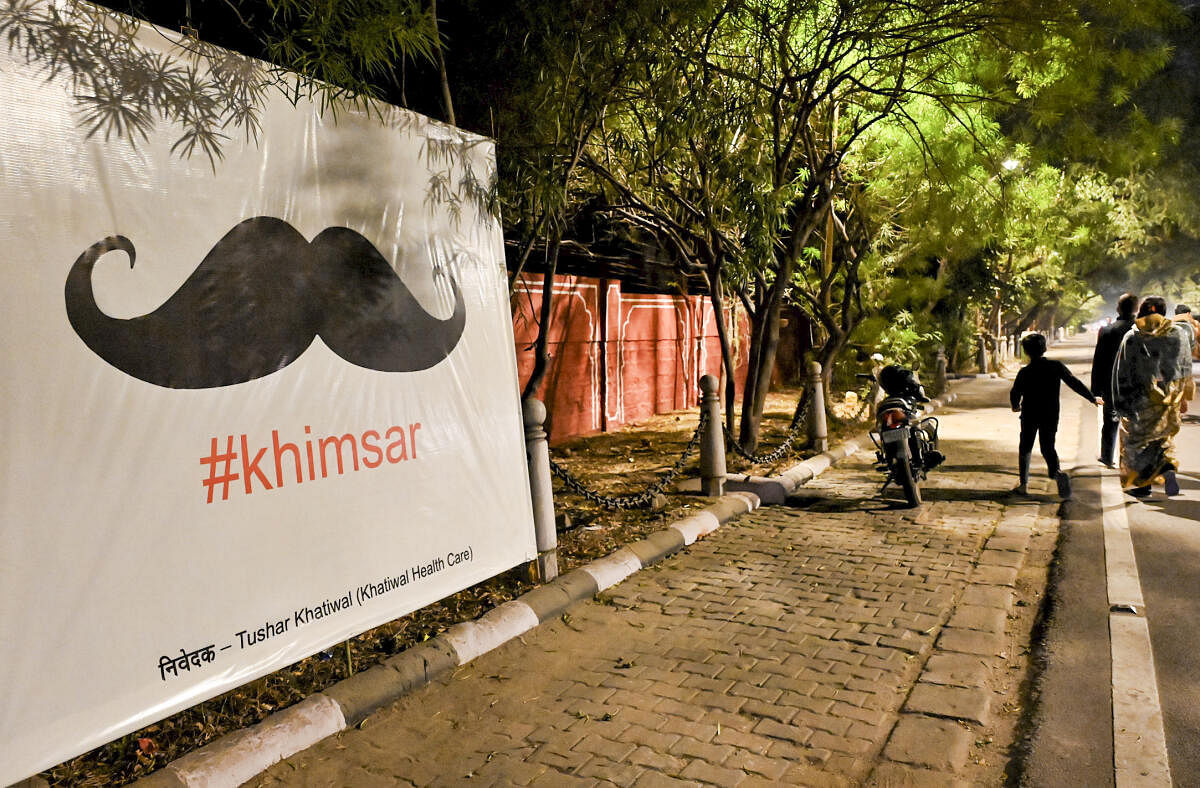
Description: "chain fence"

(547, 407), (709, 510)
(721, 387), (812, 465)
(850, 388), (874, 422)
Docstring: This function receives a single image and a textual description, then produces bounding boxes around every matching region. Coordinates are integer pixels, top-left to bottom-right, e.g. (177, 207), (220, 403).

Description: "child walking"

(1009, 333), (1100, 497)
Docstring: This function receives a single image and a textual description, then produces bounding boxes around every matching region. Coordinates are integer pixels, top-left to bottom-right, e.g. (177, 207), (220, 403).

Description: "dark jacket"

(1010, 357), (1094, 420)
(1091, 317), (1134, 399)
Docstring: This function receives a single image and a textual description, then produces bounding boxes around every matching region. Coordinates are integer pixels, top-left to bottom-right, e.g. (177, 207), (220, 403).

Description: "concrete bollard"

(699, 375), (726, 497)
(807, 361), (828, 452)
(522, 398), (558, 581)
(976, 335), (989, 374)
(934, 348), (948, 395)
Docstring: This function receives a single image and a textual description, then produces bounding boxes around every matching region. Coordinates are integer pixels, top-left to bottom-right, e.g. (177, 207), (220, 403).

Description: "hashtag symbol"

(201, 436), (240, 503)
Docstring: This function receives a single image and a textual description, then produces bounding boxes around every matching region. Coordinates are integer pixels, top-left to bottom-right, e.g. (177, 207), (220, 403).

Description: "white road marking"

(1101, 469), (1173, 786)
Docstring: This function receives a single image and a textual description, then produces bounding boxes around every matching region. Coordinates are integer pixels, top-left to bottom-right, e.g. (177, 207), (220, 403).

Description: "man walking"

(1091, 293), (1137, 467)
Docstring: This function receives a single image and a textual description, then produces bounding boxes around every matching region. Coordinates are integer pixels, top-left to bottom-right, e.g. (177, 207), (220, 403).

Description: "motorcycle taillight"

(881, 408), (906, 429)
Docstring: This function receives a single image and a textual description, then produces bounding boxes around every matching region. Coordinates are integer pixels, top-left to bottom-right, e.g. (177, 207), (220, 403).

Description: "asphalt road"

(1022, 339), (1198, 788)
(1128, 370), (1200, 785)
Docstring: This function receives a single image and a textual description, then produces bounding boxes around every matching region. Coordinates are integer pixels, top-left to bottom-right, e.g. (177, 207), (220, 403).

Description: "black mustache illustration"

(65, 217), (465, 389)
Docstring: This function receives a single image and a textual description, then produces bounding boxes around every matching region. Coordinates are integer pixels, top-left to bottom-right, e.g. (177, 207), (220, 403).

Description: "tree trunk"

(429, 0), (456, 127)
(737, 273), (790, 453)
(707, 263), (738, 434)
(521, 237), (561, 400)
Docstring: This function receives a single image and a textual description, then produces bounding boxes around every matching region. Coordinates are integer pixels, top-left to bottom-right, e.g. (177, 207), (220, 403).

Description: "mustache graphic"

(65, 217), (465, 389)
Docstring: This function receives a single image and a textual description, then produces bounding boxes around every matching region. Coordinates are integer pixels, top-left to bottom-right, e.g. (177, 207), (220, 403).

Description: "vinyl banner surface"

(0, 8), (534, 782)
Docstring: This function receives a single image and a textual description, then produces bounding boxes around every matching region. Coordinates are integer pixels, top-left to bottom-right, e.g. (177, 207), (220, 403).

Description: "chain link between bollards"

(721, 388), (812, 464)
(547, 408), (709, 510)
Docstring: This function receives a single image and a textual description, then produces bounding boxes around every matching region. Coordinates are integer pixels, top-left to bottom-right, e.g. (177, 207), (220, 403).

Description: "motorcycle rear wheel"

(886, 446), (922, 507)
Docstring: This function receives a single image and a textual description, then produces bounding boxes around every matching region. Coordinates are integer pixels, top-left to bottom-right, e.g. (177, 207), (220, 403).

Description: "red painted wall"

(513, 274), (747, 443)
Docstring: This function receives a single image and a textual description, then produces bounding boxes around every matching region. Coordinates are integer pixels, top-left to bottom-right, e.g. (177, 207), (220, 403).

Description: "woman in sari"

(1113, 296), (1194, 496)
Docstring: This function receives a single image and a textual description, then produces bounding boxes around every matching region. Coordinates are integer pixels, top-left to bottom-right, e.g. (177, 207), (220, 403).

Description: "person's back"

(1092, 317), (1135, 397)
(1173, 304), (1199, 363)
(1011, 333), (1098, 497)
(1012, 356), (1090, 419)
(1092, 293), (1139, 466)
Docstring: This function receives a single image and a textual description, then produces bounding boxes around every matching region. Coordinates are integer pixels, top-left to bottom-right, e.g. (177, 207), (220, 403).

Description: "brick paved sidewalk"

(251, 375), (1080, 787)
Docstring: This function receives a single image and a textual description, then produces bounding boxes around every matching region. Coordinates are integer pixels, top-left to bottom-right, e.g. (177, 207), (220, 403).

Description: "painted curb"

(135, 390), (962, 787)
(140, 695), (345, 788)
(732, 389), (959, 503)
(132, 492), (765, 787)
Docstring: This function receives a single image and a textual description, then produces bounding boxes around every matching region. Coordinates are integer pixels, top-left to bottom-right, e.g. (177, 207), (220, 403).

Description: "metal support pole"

(522, 398), (558, 581)
(699, 374), (726, 497)
(935, 347), (948, 396)
(807, 361), (828, 452)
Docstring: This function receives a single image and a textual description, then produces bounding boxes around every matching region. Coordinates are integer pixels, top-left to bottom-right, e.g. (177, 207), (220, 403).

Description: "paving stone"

(668, 736), (736, 763)
(919, 652), (993, 688)
(473, 753), (548, 785)
(632, 772), (704, 788)
(571, 733), (637, 762)
(808, 730), (874, 756)
(689, 689), (746, 713)
(992, 524), (1034, 540)
(529, 743), (590, 772)
(936, 627), (1004, 656)
(780, 763), (850, 786)
(616, 723), (683, 752)
(575, 758), (645, 784)
(679, 759), (750, 786)
(882, 715), (973, 770)
(828, 701), (889, 727)
(792, 709), (853, 737)
(958, 585), (1013, 611)
(751, 716), (813, 745)
(971, 564), (1020, 586)
(628, 745), (687, 772)
(903, 683), (991, 725)
(246, 378), (1045, 788)
(727, 681), (783, 703)
(947, 604), (1007, 634)
(659, 717), (718, 742)
(984, 535), (1029, 553)
(869, 762), (970, 787)
(740, 697), (795, 724)
(722, 748), (791, 780)
(976, 548), (1024, 568)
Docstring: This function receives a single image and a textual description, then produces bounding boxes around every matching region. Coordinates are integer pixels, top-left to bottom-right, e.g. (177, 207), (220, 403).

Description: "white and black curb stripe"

(136, 493), (761, 787)
(733, 390), (959, 503)
(138, 389), (961, 788)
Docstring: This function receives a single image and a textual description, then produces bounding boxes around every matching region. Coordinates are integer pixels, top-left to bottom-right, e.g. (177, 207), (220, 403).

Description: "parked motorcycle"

(862, 365), (945, 507)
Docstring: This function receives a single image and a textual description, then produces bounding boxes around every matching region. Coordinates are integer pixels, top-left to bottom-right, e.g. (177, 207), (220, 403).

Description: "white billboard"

(0, 5), (535, 783)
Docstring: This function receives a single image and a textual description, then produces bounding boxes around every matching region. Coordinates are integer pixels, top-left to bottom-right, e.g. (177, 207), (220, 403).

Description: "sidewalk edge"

(728, 389), (960, 502)
(137, 388), (960, 788)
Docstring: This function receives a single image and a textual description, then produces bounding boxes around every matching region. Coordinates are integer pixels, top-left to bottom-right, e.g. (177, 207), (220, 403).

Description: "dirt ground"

(46, 386), (874, 786)
(962, 510), (1058, 787)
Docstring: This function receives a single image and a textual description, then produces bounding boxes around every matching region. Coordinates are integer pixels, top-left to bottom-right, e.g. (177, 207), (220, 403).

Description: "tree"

(0, 0), (453, 169)
(589, 0), (1063, 450)
(441, 0), (697, 400)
